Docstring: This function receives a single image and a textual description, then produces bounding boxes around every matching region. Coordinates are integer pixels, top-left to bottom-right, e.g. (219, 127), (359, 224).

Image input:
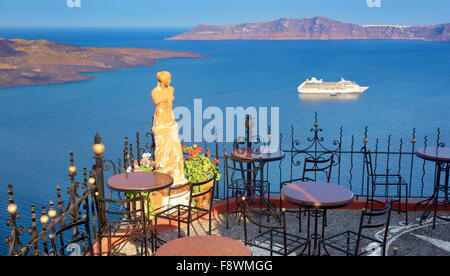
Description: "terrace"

(4, 114), (449, 256)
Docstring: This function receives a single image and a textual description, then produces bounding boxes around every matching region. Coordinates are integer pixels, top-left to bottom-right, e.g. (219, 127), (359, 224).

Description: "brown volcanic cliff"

(167, 17), (450, 41)
(0, 39), (206, 88)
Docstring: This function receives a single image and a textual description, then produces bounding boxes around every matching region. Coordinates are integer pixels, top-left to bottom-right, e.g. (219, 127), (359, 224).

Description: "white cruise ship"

(297, 77), (369, 94)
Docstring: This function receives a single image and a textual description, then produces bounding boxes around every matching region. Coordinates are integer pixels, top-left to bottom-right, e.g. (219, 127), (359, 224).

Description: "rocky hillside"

(0, 39), (206, 88)
(167, 17), (450, 41)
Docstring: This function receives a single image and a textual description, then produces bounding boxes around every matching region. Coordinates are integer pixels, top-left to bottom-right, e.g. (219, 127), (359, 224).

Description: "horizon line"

(1, 16), (449, 29)
(0, 25), (193, 28)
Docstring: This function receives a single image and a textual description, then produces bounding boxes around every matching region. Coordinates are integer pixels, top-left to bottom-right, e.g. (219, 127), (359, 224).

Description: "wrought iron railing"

(4, 113), (446, 256)
(277, 113), (444, 200)
(4, 152), (97, 256)
(110, 112), (445, 200)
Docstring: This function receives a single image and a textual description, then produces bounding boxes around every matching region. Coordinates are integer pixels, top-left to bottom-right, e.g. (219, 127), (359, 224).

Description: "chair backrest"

(355, 200), (392, 256)
(302, 153), (335, 182)
(49, 219), (93, 256)
(95, 193), (146, 223)
(363, 148), (376, 181)
(363, 148), (379, 203)
(242, 200), (288, 255)
(188, 173), (217, 210)
(224, 155), (263, 195)
(243, 200), (286, 231)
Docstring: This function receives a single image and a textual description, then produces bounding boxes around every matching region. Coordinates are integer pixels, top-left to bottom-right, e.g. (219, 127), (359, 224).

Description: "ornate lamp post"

(6, 184), (22, 256)
(244, 115), (255, 196)
(92, 133), (106, 229)
(245, 114), (254, 148)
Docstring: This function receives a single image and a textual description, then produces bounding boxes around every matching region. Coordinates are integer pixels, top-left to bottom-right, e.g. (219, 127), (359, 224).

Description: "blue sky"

(0, 0), (449, 27)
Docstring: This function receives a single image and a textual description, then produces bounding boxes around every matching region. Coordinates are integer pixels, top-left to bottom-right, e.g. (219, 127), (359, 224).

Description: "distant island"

(166, 17), (450, 41)
(0, 39), (206, 88)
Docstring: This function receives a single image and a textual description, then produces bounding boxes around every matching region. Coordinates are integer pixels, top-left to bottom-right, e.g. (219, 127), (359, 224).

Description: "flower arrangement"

(182, 144), (221, 185)
(183, 145), (221, 206)
(126, 153), (161, 218)
(127, 152), (161, 173)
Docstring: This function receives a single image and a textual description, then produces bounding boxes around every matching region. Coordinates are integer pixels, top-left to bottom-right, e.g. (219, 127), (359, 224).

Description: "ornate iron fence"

(278, 112), (444, 200)
(110, 112), (445, 200)
(4, 113), (446, 256)
(4, 152), (97, 256)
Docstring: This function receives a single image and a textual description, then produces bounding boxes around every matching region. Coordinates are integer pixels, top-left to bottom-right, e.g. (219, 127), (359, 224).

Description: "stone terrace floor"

(116, 210), (450, 256)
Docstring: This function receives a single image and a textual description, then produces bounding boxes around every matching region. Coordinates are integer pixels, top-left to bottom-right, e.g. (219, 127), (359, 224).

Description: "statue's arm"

(168, 87), (175, 102)
(151, 88), (166, 106)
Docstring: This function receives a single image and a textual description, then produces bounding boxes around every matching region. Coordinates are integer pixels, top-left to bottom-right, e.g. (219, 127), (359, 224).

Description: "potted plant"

(182, 145), (221, 206)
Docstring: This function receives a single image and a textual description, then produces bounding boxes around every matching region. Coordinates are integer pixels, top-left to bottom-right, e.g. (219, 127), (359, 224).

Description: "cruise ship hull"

(298, 86), (369, 94)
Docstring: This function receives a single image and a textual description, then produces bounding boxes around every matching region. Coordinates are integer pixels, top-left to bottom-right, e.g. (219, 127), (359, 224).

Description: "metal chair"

(323, 200), (392, 256)
(154, 174), (217, 244)
(280, 153), (334, 232)
(49, 216), (93, 256)
(224, 155), (266, 229)
(96, 194), (150, 256)
(364, 149), (409, 224)
(242, 199), (309, 256)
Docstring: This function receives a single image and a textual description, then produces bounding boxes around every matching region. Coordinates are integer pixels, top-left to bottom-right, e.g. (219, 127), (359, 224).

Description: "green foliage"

(183, 145), (221, 184)
(138, 166), (155, 172)
(125, 192), (156, 218)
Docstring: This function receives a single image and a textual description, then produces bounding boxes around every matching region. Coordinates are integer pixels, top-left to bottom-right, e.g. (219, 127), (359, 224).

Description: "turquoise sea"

(0, 27), (449, 254)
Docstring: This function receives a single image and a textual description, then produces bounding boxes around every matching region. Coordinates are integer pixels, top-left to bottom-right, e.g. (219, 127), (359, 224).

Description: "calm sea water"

(0, 27), (449, 254)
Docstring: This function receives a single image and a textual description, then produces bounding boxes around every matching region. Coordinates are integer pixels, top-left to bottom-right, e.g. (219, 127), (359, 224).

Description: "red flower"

(182, 145), (187, 150)
(196, 147), (204, 153)
(205, 152), (211, 157)
(188, 149), (195, 156)
(212, 159), (220, 164)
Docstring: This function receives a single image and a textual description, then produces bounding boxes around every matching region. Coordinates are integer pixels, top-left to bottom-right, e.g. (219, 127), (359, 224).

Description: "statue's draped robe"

(152, 87), (187, 185)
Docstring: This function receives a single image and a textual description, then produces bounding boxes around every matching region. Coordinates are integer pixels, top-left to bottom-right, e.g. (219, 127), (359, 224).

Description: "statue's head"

(157, 71), (172, 87)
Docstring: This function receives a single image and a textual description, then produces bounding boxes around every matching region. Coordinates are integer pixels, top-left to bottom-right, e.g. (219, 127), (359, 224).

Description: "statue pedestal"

(128, 167), (190, 215)
(149, 182), (190, 215)
(162, 182), (190, 209)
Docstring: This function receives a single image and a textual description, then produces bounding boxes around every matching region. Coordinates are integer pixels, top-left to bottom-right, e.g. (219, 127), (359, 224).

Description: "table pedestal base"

(303, 209), (331, 256)
(415, 162), (450, 229)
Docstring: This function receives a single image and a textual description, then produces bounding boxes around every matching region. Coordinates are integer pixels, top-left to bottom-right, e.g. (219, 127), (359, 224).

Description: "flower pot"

(193, 180), (214, 208)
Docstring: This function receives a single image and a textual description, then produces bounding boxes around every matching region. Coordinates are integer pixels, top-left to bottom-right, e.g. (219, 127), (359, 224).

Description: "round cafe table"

(156, 236), (252, 256)
(233, 147), (285, 211)
(415, 147), (450, 228)
(281, 181), (354, 256)
(107, 171), (174, 194)
(107, 171), (174, 255)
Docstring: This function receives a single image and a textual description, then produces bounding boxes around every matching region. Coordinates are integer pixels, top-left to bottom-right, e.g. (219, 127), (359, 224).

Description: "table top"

(107, 171), (173, 193)
(416, 147), (450, 163)
(281, 181), (354, 209)
(156, 236), (252, 256)
(232, 147), (285, 162)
